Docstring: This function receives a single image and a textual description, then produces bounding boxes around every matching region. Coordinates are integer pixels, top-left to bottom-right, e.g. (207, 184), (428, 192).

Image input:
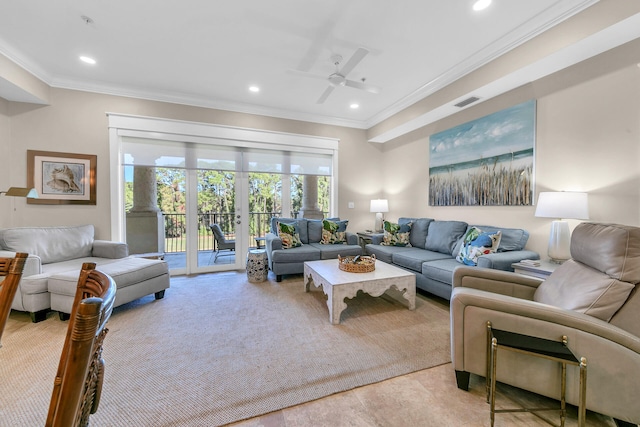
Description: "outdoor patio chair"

(210, 223), (235, 263)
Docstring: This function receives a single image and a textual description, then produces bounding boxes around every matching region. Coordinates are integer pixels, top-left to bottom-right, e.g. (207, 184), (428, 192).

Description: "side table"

(356, 231), (384, 249)
(486, 321), (586, 427)
(511, 260), (559, 279)
(246, 249), (268, 282)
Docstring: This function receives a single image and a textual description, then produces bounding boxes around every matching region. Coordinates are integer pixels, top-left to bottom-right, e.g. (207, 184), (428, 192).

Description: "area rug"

(0, 271), (451, 426)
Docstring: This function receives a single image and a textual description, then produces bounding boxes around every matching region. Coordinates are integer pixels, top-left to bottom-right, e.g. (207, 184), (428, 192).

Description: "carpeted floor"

(0, 271), (451, 426)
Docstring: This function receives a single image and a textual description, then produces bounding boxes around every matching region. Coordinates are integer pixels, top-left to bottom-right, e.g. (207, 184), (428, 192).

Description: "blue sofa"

(265, 218), (362, 282)
(365, 218), (539, 300)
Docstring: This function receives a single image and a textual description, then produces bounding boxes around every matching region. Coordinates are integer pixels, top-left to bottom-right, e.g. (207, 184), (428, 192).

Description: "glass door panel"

(196, 169), (240, 269)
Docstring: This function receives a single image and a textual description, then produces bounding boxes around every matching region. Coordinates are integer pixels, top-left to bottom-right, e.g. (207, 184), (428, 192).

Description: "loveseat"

(265, 218), (362, 281)
(0, 225), (170, 322)
(364, 217), (539, 299)
(450, 222), (640, 426)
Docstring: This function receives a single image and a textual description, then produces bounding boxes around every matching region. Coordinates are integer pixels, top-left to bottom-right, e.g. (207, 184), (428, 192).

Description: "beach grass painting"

(429, 99), (535, 206)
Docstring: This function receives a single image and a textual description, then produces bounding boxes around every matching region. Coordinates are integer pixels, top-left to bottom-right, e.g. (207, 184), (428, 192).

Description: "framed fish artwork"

(27, 150), (97, 205)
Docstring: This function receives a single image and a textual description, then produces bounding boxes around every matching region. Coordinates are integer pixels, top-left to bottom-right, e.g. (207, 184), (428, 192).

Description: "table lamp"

(370, 199), (388, 232)
(534, 191), (589, 263)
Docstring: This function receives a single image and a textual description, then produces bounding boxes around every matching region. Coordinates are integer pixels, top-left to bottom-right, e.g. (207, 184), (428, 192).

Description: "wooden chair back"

(0, 252), (28, 347)
(46, 262), (116, 427)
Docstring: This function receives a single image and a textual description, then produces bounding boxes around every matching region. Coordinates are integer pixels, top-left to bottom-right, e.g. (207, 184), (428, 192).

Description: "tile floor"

(230, 362), (617, 427)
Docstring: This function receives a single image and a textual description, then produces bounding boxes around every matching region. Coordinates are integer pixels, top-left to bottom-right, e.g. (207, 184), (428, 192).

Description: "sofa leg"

(155, 290), (165, 300)
(455, 370), (471, 391)
(614, 419), (637, 427)
(29, 310), (48, 323)
(276, 275), (282, 282)
(58, 312), (70, 321)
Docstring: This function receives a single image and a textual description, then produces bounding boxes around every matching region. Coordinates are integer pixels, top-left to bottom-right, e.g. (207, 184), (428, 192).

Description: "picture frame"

(27, 150), (97, 205)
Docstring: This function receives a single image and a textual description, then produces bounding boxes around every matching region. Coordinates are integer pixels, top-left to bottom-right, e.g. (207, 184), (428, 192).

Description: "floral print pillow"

(320, 219), (348, 244)
(381, 221), (412, 247)
(456, 226), (502, 266)
(277, 221), (302, 249)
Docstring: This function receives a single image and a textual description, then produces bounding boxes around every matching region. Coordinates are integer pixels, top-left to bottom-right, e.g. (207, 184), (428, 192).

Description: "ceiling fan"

(289, 47), (381, 104)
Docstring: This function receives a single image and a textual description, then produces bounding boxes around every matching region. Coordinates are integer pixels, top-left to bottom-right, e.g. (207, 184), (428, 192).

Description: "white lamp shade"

(534, 192), (589, 220)
(370, 199), (389, 213)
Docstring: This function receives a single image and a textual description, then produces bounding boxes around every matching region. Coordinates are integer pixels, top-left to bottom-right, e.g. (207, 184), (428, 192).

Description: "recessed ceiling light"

(473, 0), (492, 11)
(79, 56), (96, 65)
(350, 103), (359, 109)
(249, 86), (260, 93)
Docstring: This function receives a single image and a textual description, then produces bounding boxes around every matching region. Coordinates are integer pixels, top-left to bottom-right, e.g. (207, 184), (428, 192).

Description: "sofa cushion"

(309, 243), (362, 259)
(307, 218), (340, 243)
(320, 219), (348, 244)
(471, 225), (529, 252)
(422, 258), (464, 284)
(271, 218), (309, 244)
(48, 257), (169, 296)
(0, 225), (94, 264)
(534, 259), (635, 322)
(270, 245), (321, 263)
(364, 244), (413, 264)
(392, 248), (451, 273)
(456, 226), (502, 266)
(381, 220), (412, 247)
(425, 221), (468, 255)
(276, 221), (303, 249)
(401, 218), (433, 249)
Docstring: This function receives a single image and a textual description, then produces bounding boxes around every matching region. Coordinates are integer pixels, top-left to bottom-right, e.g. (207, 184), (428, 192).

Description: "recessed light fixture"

(249, 86), (260, 93)
(79, 56), (96, 65)
(473, 0), (492, 11)
(350, 103), (359, 109)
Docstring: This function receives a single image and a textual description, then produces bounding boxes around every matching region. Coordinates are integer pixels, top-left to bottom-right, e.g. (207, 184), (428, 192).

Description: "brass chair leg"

(486, 321), (492, 403)
(490, 337), (497, 427)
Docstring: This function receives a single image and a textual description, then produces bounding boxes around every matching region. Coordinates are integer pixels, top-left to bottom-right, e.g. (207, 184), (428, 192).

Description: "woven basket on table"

(338, 254), (376, 273)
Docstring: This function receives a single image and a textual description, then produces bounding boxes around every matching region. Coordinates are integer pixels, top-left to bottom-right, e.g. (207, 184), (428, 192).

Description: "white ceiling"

(0, 0), (633, 136)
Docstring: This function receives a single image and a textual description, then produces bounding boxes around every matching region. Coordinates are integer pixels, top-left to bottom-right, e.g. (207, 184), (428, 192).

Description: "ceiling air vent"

(454, 96), (480, 108)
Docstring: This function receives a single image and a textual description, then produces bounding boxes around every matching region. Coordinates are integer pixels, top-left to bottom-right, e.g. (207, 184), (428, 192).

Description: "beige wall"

(2, 40), (640, 259)
(0, 90), (380, 238)
(379, 60), (640, 257)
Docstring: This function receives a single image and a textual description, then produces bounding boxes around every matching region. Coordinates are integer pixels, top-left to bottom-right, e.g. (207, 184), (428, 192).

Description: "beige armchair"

(451, 222), (640, 427)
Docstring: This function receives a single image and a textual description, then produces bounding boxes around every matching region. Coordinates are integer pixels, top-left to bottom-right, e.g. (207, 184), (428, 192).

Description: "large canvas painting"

(429, 99), (535, 206)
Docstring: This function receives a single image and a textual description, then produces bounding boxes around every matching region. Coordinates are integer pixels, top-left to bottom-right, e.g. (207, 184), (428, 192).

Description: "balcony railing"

(162, 212), (281, 253)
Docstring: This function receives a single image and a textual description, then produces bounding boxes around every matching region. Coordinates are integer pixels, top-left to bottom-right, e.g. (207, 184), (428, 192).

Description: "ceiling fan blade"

(344, 79), (381, 94)
(286, 68), (327, 81)
(316, 86), (335, 104)
(339, 47), (369, 77)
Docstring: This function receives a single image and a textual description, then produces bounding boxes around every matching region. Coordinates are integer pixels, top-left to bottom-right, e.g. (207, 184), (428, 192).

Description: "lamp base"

(374, 213), (384, 233)
(547, 220), (571, 263)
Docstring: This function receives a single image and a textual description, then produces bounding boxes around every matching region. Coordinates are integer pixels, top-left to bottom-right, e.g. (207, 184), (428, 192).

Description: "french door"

(108, 113), (339, 277)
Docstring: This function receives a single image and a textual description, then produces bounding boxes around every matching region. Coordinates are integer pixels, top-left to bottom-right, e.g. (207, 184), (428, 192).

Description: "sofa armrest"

(345, 232), (358, 245)
(265, 233), (283, 252)
(453, 266), (543, 299)
(0, 250), (42, 276)
(92, 240), (129, 259)
(476, 250), (540, 271)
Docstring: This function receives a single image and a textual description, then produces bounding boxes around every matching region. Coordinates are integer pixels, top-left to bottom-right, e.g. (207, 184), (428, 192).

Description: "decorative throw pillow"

(277, 221), (302, 249)
(381, 220), (412, 247)
(456, 226), (502, 266)
(320, 219), (348, 244)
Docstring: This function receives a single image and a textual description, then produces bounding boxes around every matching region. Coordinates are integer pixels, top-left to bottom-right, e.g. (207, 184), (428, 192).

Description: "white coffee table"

(304, 259), (416, 324)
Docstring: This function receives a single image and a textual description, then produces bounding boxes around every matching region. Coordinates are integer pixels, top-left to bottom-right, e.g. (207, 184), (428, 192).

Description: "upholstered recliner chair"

(450, 222), (640, 426)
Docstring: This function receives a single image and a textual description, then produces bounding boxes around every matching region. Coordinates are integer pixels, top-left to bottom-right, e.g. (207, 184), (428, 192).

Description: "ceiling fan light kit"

(292, 47), (381, 104)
